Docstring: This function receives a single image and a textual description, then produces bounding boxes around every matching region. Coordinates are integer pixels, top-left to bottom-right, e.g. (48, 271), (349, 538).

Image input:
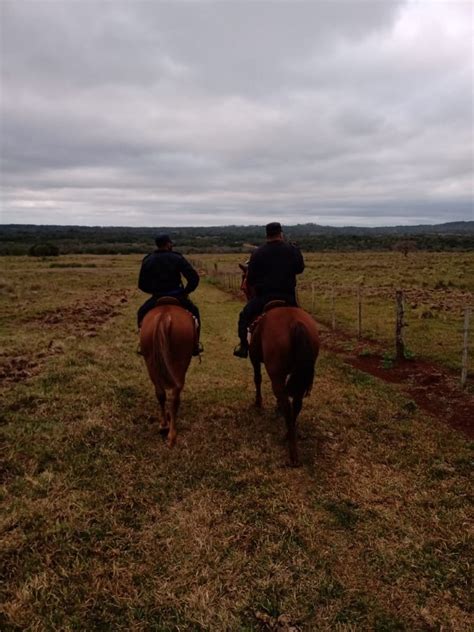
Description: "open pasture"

(1, 254), (472, 631)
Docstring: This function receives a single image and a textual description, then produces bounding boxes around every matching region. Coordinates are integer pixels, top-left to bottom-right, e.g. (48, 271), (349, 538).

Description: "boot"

(233, 341), (249, 358)
(192, 326), (203, 357)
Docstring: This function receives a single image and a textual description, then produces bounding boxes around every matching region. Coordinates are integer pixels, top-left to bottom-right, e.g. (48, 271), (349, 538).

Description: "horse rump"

(153, 312), (180, 389)
(286, 321), (317, 398)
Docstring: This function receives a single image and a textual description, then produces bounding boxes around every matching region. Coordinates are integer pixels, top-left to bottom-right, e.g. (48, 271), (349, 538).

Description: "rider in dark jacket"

(234, 222), (304, 358)
(137, 234), (202, 355)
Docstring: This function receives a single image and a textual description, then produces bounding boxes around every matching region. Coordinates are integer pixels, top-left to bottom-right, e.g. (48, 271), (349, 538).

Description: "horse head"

(238, 262), (255, 300)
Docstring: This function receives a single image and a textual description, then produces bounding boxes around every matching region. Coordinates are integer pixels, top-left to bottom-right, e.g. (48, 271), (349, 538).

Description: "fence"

(191, 259), (472, 387)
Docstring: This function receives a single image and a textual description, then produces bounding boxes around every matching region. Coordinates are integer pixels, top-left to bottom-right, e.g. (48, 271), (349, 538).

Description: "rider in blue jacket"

(137, 234), (202, 355)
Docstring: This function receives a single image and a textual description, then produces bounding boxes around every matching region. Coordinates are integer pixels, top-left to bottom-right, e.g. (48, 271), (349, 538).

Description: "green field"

(1, 254), (472, 631)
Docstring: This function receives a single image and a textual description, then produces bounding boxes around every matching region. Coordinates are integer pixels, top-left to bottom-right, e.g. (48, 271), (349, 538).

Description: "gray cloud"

(1, 0), (472, 226)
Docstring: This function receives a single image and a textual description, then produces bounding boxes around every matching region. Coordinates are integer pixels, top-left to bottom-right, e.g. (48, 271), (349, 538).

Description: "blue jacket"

(138, 250), (199, 297)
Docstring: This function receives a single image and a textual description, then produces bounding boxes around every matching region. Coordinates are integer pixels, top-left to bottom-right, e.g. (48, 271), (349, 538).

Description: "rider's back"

(138, 251), (198, 296)
(247, 241), (304, 297)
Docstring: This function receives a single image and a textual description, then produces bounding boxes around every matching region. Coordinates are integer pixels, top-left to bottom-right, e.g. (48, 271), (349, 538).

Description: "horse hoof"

(287, 460), (301, 468)
(167, 436), (177, 448)
(159, 425), (170, 437)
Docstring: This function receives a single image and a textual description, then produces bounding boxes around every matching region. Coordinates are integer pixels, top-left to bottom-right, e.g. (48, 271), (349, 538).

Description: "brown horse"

(140, 298), (196, 447)
(239, 265), (319, 466)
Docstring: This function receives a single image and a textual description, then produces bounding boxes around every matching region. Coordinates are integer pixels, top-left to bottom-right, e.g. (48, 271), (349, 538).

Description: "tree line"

(0, 223), (473, 255)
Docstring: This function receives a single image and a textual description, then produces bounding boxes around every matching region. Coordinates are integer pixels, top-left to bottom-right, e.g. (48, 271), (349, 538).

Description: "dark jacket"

(138, 250), (199, 297)
(247, 240), (304, 297)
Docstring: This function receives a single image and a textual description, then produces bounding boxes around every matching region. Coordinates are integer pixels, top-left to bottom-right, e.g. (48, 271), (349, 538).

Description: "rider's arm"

(179, 257), (200, 294)
(292, 245), (305, 274)
(138, 256), (153, 293)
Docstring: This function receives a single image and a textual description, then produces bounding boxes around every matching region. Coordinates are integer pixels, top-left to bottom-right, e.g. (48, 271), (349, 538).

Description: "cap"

(265, 222), (282, 237)
(155, 234), (174, 247)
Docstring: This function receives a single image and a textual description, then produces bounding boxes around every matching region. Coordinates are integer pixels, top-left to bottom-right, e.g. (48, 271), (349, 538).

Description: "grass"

(1, 254), (473, 630)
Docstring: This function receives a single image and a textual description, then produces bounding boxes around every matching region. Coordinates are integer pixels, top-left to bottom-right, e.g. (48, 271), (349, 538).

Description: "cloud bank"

(1, 0), (472, 226)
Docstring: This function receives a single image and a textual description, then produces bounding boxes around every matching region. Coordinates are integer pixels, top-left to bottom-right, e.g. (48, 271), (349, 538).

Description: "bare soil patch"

(321, 330), (474, 438)
(37, 290), (130, 332)
(0, 291), (130, 386)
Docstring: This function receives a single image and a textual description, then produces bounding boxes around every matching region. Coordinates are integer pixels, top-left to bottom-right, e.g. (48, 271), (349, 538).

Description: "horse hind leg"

(252, 360), (263, 408)
(292, 395), (303, 424)
(167, 387), (182, 448)
(291, 395), (307, 440)
(155, 386), (169, 436)
(271, 379), (299, 467)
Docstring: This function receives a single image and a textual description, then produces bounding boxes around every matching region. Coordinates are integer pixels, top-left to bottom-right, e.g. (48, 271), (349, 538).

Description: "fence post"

(461, 307), (471, 388)
(331, 287), (336, 330)
(395, 290), (405, 361)
(357, 285), (362, 339)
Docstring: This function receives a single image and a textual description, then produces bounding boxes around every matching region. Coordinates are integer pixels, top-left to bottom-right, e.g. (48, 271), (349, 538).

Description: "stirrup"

(233, 343), (248, 358)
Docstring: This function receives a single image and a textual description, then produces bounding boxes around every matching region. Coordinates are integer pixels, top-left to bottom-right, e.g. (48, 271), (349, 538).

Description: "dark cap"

(155, 234), (174, 247)
(265, 222), (282, 237)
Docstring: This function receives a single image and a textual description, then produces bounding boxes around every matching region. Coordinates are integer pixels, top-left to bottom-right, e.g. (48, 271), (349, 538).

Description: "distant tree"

(393, 240), (417, 257)
(28, 243), (60, 257)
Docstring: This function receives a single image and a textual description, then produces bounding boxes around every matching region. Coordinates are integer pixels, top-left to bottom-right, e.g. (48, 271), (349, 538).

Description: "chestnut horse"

(239, 264), (319, 466)
(140, 298), (196, 447)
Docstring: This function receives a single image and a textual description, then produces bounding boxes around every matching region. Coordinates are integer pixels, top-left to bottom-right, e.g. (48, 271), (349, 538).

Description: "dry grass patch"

(1, 256), (472, 631)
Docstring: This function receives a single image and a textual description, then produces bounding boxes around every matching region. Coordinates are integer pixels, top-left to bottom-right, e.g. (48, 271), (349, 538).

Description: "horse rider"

(233, 222), (305, 358)
(137, 234), (203, 356)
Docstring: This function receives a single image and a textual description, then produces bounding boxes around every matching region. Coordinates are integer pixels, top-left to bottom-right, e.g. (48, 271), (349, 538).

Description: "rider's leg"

(234, 298), (263, 357)
(137, 297), (159, 354)
(137, 296), (158, 328)
(179, 297), (202, 355)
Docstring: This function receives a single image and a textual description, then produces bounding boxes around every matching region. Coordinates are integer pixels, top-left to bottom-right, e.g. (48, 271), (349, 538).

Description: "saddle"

(263, 299), (287, 312)
(248, 300), (288, 337)
(155, 296), (199, 334)
(156, 296), (181, 306)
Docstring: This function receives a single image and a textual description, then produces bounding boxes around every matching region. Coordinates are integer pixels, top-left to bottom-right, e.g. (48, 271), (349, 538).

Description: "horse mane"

(286, 321), (317, 398)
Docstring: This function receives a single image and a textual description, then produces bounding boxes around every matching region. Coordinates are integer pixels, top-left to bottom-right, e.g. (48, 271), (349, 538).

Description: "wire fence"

(191, 259), (472, 386)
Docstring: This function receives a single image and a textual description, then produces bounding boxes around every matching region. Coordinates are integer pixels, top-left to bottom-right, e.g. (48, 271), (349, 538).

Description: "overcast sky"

(1, 0), (472, 227)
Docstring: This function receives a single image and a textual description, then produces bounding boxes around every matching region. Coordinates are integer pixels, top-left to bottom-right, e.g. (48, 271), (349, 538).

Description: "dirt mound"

(0, 343), (64, 386)
(39, 291), (129, 333)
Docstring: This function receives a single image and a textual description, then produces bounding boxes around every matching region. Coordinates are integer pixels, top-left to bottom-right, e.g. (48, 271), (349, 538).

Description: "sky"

(0, 0), (473, 227)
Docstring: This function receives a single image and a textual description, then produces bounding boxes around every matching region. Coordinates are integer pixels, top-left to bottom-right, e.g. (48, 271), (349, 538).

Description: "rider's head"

(155, 234), (174, 251)
(265, 222), (283, 242)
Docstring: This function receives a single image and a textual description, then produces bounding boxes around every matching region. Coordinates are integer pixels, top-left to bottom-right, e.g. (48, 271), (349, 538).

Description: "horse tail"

(286, 321), (317, 398)
(153, 312), (179, 389)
